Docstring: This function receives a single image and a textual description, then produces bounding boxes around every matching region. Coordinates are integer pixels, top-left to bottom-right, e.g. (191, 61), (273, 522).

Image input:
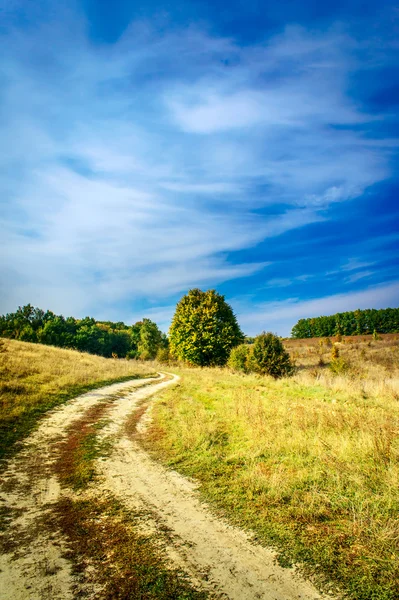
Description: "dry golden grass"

(0, 338), (155, 459)
(285, 333), (399, 402)
(148, 334), (399, 600)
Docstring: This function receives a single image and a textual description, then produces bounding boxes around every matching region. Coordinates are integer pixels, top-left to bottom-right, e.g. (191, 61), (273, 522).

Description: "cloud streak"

(235, 281), (399, 337)
(0, 5), (396, 323)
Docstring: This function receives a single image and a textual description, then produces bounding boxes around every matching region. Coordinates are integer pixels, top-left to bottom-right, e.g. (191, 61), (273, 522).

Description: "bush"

(329, 357), (350, 375)
(251, 332), (294, 378)
(227, 344), (252, 373)
(156, 347), (170, 364)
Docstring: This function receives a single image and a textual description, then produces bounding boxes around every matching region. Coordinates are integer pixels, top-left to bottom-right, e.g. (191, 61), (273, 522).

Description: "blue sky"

(1, 0), (398, 336)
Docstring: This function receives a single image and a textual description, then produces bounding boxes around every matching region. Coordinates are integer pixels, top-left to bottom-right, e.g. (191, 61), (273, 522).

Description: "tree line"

(4, 295), (396, 376)
(0, 292), (293, 378)
(291, 307), (399, 338)
(0, 304), (167, 359)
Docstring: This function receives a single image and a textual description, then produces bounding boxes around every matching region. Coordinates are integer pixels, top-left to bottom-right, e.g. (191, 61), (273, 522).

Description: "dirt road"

(0, 373), (330, 599)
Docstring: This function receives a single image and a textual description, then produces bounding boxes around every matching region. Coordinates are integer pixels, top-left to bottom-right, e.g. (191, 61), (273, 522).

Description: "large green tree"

(169, 289), (244, 366)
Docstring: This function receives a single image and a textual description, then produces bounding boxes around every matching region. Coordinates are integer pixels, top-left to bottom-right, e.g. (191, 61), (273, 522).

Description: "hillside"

(147, 333), (399, 600)
(0, 338), (155, 459)
(1, 335), (398, 599)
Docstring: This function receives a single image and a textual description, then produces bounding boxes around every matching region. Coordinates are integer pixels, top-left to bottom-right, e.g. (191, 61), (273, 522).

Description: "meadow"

(148, 334), (399, 600)
(0, 338), (154, 460)
(1, 333), (398, 599)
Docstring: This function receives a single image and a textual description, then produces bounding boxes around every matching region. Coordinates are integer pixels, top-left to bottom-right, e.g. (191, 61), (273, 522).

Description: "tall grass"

(148, 334), (399, 600)
(0, 338), (154, 459)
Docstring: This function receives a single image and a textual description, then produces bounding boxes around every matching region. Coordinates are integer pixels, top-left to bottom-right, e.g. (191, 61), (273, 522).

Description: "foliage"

(169, 289), (244, 366)
(156, 347), (171, 364)
(227, 343), (252, 373)
(329, 357), (350, 374)
(291, 307), (399, 338)
(137, 318), (167, 359)
(0, 305), (166, 360)
(251, 332), (294, 378)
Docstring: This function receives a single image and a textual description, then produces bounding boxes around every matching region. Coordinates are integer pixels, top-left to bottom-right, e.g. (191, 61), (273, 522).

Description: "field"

(1, 334), (398, 599)
(147, 334), (399, 600)
(0, 338), (155, 459)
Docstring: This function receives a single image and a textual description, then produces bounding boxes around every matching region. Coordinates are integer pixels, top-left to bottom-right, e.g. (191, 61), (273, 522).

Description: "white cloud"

(235, 281), (399, 336)
(345, 270), (375, 283)
(0, 14), (394, 319)
(341, 258), (376, 272)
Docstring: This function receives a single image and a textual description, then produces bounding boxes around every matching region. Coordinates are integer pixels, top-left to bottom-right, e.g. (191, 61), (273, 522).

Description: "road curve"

(0, 372), (332, 600)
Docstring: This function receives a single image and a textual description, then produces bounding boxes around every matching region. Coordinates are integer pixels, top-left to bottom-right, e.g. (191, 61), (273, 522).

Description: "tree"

(252, 332), (293, 378)
(137, 318), (164, 360)
(169, 289), (244, 366)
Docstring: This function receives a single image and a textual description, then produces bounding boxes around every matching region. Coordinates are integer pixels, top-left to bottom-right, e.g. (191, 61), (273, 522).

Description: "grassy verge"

(0, 338), (155, 460)
(147, 366), (399, 600)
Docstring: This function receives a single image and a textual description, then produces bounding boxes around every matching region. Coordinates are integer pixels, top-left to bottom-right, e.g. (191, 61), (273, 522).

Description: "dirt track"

(0, 373), (330, 599)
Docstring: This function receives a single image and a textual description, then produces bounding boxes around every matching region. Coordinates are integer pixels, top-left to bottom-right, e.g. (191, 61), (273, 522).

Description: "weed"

(51, 495), (208, 599)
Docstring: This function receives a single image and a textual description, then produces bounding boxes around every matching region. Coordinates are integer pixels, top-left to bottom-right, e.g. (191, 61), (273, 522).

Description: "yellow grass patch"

(0, 338), (155, 458)
(148, 334), (399, 599)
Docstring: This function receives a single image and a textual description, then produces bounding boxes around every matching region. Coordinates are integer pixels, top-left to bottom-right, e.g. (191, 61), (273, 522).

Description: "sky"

(0, 0), (398, 336)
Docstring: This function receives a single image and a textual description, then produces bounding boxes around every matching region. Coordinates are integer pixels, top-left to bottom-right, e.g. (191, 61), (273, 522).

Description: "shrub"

(227, 344), (252, 373)
(138, 349), (153, 361)
(329, 357), (350, 375)
(251, 332), (294, 378)
(156, 347), (170, 364)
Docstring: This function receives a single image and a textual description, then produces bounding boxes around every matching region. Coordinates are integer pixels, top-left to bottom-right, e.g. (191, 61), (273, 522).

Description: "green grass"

(147, 367), (399, 600)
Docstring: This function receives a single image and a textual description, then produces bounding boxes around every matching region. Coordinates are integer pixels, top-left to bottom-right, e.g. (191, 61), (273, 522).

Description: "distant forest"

(0, 305), (167, 359)
(291, 307), (399, 338)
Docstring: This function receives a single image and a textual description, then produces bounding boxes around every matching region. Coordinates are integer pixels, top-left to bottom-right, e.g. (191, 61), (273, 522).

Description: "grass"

(0, 337), (155, 460)
(52, 495), (208, 599)
(147, 334), (399, 600)
(55, 401), (114, 490)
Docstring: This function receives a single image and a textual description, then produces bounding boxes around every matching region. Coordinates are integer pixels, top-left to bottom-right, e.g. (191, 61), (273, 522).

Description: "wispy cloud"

(0, 6), (395, 320)
(235, 281), (399, 336)
(341, 258), (376, 272)
(345, 270), (375, 284)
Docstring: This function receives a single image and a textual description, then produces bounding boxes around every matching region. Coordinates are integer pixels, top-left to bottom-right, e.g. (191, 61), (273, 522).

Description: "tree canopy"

(0, 305), (166, 359)
(291, 307), (399, 338)
(169, 289), (244, 366)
